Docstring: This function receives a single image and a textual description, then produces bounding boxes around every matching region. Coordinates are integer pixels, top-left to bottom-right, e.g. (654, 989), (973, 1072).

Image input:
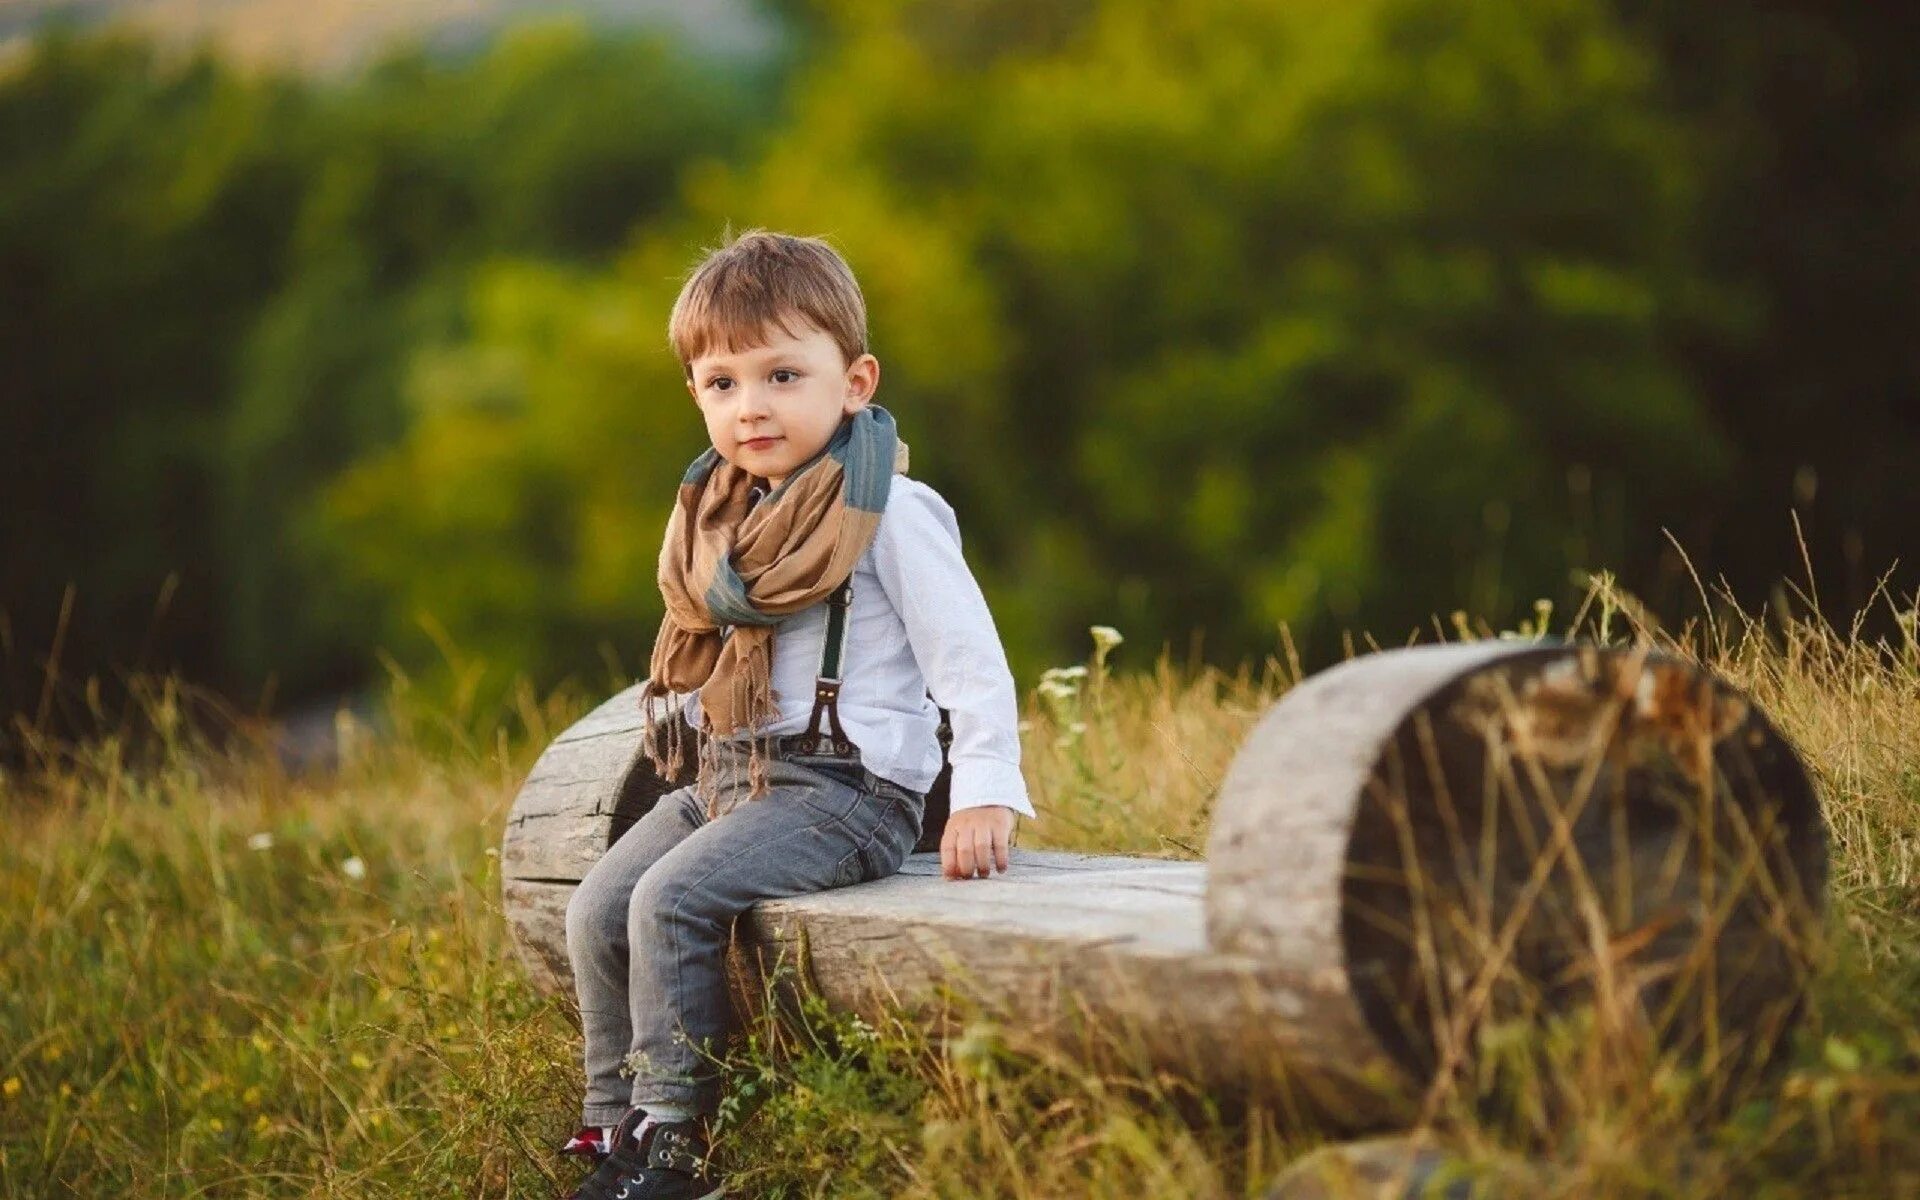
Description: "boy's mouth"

(741, 436), (780, 449)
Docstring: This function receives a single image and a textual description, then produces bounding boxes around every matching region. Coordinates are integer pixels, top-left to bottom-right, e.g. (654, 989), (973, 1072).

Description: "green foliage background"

(3, 0), (1915, 738)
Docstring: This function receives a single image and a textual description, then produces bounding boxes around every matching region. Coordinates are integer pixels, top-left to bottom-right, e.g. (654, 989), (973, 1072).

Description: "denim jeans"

(563, 737), (925, 1122)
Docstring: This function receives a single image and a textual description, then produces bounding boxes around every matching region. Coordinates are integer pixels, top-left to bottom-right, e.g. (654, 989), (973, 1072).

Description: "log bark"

(501, 644), (1827, 1123)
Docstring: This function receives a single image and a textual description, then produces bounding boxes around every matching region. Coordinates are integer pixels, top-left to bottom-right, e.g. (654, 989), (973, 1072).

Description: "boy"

(560, 229), (1036, 1199)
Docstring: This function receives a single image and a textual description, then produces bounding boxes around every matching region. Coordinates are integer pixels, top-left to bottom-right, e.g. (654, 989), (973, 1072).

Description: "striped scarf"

(639, 403), (910, 815)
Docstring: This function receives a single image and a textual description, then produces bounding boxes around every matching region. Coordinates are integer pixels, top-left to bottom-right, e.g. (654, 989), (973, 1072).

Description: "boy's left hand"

(941, 805), (1016, 880)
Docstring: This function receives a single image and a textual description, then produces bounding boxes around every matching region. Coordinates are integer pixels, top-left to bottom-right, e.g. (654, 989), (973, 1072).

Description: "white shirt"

(678, 476), (1036, 820)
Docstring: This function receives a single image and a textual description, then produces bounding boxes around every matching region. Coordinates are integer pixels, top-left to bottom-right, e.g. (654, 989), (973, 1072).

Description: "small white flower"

(341, 856), (367, 881)
(247, 833), (274, 852)
(1090, 625), (1124, 652)
(1068, 722), (1087, 734)
(1044, 665), (1090, 681)
(948, 1020), (1004, 1074)
(1036, 679), (1078, 700)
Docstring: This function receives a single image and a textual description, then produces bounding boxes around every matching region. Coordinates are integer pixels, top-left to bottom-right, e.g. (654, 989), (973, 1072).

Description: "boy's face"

(685, 317), (879, 493)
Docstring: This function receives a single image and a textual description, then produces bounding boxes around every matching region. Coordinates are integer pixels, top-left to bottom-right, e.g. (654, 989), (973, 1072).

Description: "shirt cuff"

(948, 756), (1036, 820)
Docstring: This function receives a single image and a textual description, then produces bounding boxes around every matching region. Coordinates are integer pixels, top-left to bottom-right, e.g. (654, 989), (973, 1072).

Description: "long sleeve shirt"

(679, 476), (1037, 820)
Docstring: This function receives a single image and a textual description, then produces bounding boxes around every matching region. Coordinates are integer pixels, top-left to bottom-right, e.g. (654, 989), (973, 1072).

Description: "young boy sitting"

(560, 229), (1037, 1199)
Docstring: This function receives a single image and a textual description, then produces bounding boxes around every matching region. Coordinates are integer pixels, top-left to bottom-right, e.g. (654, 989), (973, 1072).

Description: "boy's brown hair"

(667, 228), (869, 379)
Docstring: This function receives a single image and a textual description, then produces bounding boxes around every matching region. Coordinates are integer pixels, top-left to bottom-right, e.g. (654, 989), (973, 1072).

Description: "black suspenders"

(737, 487), (949, 781)
(782, 571), (958, 853)
(787, 573), (956, 830)
(790, 577), (855, 756)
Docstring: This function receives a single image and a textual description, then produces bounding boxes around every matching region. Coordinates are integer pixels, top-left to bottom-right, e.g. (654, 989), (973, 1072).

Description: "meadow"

(4, 569), (1917, 1197)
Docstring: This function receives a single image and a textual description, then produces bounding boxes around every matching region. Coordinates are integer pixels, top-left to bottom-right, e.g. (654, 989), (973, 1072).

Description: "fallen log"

(500, 642), (1827, 1124)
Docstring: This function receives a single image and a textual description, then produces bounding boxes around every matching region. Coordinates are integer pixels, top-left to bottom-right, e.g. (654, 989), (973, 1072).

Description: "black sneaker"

(565, 1107), (724, 1200)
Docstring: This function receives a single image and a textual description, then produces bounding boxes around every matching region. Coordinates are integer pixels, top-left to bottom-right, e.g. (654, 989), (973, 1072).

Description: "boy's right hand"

(941, 805), (1016, 880)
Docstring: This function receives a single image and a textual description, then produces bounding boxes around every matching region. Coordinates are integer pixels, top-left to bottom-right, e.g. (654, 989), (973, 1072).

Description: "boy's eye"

(704, 370), (797, 390)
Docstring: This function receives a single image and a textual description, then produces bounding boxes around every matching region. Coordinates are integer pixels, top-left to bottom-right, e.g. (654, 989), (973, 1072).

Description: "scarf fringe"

(636, 660), (777, 825)
(637, 680), (684, 786)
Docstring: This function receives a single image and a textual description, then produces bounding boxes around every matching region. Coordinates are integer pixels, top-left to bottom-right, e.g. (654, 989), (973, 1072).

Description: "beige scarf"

(639, 404), (909, 816)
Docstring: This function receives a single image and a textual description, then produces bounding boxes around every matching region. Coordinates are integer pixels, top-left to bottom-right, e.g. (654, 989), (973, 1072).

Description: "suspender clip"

(797, 577), (857, 757)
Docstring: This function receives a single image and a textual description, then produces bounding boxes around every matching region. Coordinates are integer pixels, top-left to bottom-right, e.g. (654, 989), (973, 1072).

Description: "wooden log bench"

(501, 642), (1828, 1127)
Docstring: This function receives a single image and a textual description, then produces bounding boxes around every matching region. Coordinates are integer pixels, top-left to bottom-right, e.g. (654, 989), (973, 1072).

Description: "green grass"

(3, 569), (1917, 1197)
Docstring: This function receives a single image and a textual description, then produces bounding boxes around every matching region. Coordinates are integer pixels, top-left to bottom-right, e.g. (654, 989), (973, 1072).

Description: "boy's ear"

(843, 353), (880, 413)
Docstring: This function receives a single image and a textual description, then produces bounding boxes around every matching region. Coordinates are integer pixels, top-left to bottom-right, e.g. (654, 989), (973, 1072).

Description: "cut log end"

(1205, 643), (1826, 1095)
(1339, 648), (1825, 1083)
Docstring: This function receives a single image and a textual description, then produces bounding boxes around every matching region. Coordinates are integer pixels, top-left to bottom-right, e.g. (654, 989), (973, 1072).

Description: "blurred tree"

(310, 258), (677, 706)
(221, 20), (776, 703)
(315, 0), (1722, 705)
(1615, 0), (1920, 618)
(0, 33), (310, 734)
(955, 0), (1724, 657)
(9, 0), (1917, 744)
(0, 20), (777, 750)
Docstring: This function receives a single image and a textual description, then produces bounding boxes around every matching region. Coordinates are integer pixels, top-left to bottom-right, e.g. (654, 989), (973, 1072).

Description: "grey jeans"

(563, 738), (925, 1122)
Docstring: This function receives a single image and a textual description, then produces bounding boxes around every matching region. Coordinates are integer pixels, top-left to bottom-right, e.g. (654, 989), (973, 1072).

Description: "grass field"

(3, 569), (1917, 1197)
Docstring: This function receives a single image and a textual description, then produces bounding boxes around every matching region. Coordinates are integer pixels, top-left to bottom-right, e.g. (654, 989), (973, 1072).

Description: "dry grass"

(2, 561), (1916, 1197)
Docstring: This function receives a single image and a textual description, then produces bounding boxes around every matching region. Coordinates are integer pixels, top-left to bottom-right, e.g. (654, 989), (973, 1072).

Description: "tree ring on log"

(1206, 642), (1826, 1093)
